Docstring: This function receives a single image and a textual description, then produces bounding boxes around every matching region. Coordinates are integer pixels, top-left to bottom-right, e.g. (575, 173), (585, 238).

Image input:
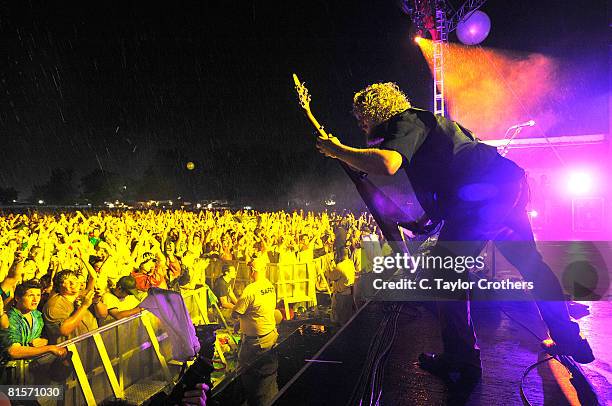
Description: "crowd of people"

(0, 208), (382, 368)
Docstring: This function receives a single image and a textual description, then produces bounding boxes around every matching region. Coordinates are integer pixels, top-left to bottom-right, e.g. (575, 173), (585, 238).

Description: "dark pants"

(331, 291), (355, 326)
(241, 351), (279, 406)
(431, 177), (580, 368)
(239, 330), (279, 368)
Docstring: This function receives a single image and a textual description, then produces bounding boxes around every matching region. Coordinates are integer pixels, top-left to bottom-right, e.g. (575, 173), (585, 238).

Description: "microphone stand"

(500, 126), (524, 157)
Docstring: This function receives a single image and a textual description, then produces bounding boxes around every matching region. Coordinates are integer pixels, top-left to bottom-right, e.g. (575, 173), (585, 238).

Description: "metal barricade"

(205, 253), (335, 317)
(2, 254), (336, 404)
(2, 287), (215, 406)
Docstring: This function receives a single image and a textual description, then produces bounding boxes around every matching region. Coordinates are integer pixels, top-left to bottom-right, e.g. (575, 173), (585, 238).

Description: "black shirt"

(375, 108), (524, 220)
(213, 277), (232, 300)
(333, 225), (348, 249)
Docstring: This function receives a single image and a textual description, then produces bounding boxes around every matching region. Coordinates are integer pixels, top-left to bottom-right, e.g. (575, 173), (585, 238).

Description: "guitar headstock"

(292, 73), (311, 112)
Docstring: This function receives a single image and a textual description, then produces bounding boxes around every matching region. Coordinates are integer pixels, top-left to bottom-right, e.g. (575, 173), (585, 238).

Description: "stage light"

(567, 171), (594, 196)
(456, 10), (491, 45)
(528, 210), (538, 218)
(186, 161), (195, 170)
(414, 35), (422, 44)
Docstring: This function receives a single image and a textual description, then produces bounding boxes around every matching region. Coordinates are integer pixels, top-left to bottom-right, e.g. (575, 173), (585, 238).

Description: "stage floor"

(272, 300), (612, 405)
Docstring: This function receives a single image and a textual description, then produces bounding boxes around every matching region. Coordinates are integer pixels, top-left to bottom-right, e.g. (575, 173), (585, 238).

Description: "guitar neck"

(304, 109), (328, 139)
(302, 108), (368, 179)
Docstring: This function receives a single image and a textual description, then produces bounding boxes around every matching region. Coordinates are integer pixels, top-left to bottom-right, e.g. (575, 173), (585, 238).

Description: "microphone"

(508, 120), (536, 129)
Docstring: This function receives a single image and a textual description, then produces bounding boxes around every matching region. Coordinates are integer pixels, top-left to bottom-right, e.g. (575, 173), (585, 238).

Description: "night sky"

(0, 0), (608, 204)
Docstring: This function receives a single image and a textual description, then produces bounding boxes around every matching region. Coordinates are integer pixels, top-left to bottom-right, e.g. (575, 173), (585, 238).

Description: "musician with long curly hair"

(316, 81), (594, 383)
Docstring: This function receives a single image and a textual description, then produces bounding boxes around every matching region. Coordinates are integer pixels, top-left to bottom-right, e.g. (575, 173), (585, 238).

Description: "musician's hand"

(316, 134), (344, 159)
(400, 221), (423, 237)
(400, 219), (439, 236)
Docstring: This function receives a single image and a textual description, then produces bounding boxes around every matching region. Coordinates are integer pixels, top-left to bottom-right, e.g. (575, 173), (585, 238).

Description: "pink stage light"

(566, 170), (594, 196)
(528, 210), (538, 218)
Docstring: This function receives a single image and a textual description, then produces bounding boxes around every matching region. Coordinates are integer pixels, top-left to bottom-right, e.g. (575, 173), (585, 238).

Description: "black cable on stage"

(346, 303), (420, 406)
(497, 304), (578, 406)
(370, 305), (400, 405)
(519, 355), (555, 406)
(372, 304), (420, 405)
(346, 312), (386, 406)
(348, 305), (395, 406)
(347, 274), (582, 405)
(463, 270), (577, 405)
(346, 304), (392, 406)
(369, 304), (401, 405)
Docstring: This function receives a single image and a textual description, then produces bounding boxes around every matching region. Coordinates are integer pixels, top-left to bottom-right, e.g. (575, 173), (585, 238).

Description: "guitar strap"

(337, 161), (410, 254)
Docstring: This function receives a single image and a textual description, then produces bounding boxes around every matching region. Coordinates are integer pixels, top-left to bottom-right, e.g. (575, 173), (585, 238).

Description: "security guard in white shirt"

(326, 248), (356, 326)
(232, 258), (278, 366)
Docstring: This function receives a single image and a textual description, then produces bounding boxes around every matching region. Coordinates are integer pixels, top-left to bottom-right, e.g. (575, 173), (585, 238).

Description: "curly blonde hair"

(352, 82), (411, 127)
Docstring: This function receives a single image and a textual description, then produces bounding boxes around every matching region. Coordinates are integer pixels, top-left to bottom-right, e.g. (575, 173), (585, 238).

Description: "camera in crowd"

(148, 323), (222, 405)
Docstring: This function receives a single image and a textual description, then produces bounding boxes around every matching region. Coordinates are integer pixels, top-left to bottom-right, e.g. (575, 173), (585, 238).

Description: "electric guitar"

(293, 74), (436, 242)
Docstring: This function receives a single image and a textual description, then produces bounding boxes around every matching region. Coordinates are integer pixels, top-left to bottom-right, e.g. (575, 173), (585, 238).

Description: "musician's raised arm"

(315, 135), (403, 176)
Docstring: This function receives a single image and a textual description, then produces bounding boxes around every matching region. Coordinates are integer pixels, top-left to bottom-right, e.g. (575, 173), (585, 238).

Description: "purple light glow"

(458, 183), (499, 202)
(456, 10), (491, 45)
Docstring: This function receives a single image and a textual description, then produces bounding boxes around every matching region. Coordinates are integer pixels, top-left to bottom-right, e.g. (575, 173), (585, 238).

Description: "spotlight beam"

(401, 0), (491, 115)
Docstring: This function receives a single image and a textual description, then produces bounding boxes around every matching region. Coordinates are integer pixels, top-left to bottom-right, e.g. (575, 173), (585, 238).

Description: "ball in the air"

(186, 161), (195, 170)
(456, 10), (491, 45)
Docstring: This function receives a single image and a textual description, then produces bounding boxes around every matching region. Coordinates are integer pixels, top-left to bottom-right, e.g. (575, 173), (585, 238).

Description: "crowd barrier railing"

(1, 254), (335, 405)
(2, 287), (217, 406)
(205, 253), (335, 316)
